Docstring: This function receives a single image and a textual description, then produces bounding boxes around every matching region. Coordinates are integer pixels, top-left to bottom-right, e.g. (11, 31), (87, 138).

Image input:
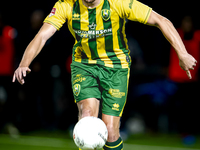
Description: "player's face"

(82, 0), (100, 8)
(84, 0), (96, 3)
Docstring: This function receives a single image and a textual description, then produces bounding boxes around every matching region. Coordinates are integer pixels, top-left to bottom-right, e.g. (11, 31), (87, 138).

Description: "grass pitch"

(0, 132), (200, 150)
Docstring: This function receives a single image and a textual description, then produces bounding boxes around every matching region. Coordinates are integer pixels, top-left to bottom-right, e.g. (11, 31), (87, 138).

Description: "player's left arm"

(147, 11), (197, 79)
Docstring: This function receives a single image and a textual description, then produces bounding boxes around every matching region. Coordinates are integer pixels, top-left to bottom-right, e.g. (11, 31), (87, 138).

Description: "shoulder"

(63, 0), (76, 5)
(108, 0), (123, 8)
(57, 0), (74, 7)
(53, 0), (75, 10)
(108, 0), (124, 18)
(53, 0), (75, 17)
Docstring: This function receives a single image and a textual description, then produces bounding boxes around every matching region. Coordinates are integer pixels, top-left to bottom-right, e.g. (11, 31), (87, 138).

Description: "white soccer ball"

(73, 116), (108, 150)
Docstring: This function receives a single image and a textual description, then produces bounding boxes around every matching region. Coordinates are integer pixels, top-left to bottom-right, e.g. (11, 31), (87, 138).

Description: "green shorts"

(71, 62), (130, 117)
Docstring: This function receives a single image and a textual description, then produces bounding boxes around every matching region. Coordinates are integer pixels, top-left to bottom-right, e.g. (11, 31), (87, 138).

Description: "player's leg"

(71, 62), (102, 150)
(76, 94), (100, 150)
(102, 114), (123, 150)
(71, 62), (101, 119)
(77, 98), (100, 150)
(77, 98), (100, 120)
(100, 67), (130, 150)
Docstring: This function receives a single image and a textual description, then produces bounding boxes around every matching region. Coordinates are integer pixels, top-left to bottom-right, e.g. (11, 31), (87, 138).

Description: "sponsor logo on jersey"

(101, 9), (111, 21)
(72, 13), (80, 20)
(88, 22), (97, 30)
(73, 28), (112, 39)
(49, 8), (56, 18)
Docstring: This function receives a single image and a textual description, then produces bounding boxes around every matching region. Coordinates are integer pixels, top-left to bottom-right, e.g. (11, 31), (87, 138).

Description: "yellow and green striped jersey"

(44, 0), (152, 68)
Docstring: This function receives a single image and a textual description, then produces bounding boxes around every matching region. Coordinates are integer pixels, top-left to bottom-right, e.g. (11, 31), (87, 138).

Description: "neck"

(82, 0), (101, 8)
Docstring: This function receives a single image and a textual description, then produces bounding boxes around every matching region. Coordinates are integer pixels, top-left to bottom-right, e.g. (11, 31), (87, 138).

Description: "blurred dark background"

(0, 0), (200, 142)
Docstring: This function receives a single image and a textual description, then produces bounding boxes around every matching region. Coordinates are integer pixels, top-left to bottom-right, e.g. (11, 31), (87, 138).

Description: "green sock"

(103, 137), (123, 150)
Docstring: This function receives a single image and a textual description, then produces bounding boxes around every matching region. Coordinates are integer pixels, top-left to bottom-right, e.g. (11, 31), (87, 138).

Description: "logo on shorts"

(101, 9), (111, 21)
(109, 89), (125, 98)
(73, 84), (81, 96)
(73, 74), (86, 84)
(112, 103), (120, 111)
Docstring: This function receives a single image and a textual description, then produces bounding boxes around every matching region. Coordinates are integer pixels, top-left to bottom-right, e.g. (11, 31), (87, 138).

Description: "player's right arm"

(13, 0), (70, 85)
(12, 23), (57, 85)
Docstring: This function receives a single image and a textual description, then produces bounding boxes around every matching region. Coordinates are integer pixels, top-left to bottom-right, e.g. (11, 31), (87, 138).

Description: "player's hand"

(179, 53), (197, 79)
(12, 67), (31, 85)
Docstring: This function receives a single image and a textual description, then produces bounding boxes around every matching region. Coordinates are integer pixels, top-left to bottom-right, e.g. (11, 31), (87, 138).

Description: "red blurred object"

(0, 26), (15, 76)
(66, 55), (72, 73)
(168, 29), (200, 82)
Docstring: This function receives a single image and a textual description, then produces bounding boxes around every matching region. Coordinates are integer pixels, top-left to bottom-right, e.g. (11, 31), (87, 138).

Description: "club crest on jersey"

(101, 9), (111, 21)
(73, 84), (81, 96)
(49, 8), (56, 18)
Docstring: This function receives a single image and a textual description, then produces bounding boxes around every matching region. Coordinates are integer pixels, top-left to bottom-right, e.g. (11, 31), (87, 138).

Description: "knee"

(77, 98), (99, 119)
(79, 107), (94, 119)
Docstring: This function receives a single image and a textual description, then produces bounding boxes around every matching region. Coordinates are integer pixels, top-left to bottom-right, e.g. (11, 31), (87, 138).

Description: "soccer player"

(12, 0), (197, 149)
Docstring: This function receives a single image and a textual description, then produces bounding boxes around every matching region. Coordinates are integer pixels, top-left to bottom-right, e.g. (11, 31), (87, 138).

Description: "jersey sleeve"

(114, 0), (152, 24)
(44, 0), (70, 30)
